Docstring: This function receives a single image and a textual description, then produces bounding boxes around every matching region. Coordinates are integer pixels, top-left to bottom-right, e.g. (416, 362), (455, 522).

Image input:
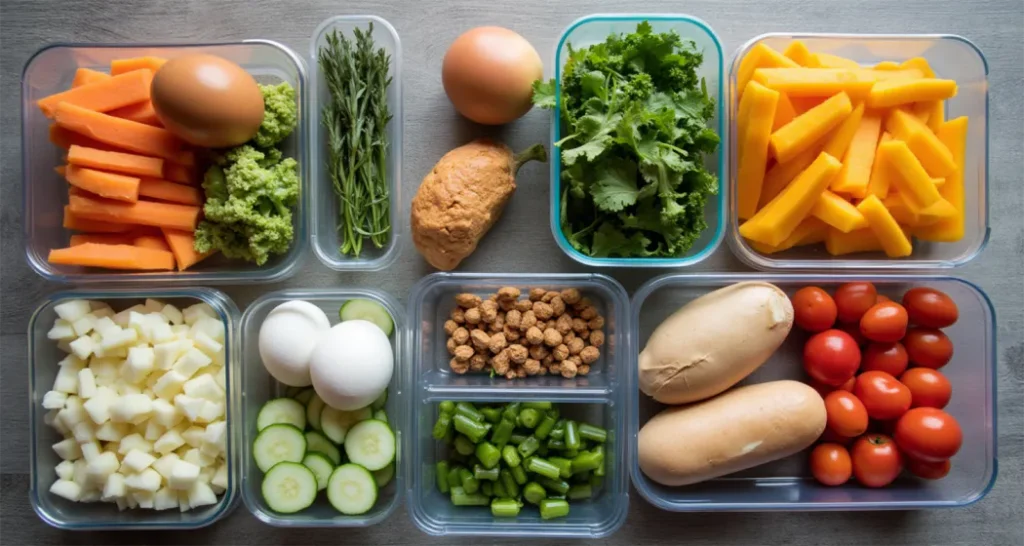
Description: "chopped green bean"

(523, 481), (547, 505)
(517, 435), (540, 458)
(534, 412), (558, 440)
(436, 461), (450, 493)
(447, 465), (463, 491)
(476, 442), (501, 469)
(571, 450), (603, 474)
(455, 402), (485, 422)
(526, 457), (562, 480)
(450, 486), (490, 506)
(563, 449), (579, 458)
(508, 433), (529, 445)
(453, 414), (490, 443)
(501, 445), (521, 468)
(432, 411), (453, 440)
(511, 464), (528, 485)
(568, 483), (592, 500)
(501, 402), (521, 422)
(593, 444), (606, 477)
(480, 406), (502, 424)
(459, 468), (479, 494)
(500, 469), (519, 498)
(565, 420), (581, 451)
(517, 408), (541, 429)
(443, 424), (454, 445)
(549, 419), (566, 440)
(523, 401), (552, 410)
(546, 439), (566, 451)
(578, 423), (607, 443)
(491, 497), (521, 517)
(481, 481), (493, 497)
(540, 498), (570, 520)
(490, 418), (515, 448)
(454, 434), (475, 456)
(439, 400), (455, 414)
(493, 479), (508, 499)
(474, 464), (500, 481)
(548, 456), (573, 479)
(538, 477), (570, 495)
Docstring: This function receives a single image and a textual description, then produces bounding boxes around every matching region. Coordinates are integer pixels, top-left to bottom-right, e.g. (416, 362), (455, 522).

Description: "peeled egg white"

(309, 320), (393, 411)
(258, 300), (331, 387)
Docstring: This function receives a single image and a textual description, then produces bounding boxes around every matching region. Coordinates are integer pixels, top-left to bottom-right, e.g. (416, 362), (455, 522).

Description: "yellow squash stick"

(737, 43), (800, 94)
(883, 193), (934, 227)
(759, 146), (819, 209)
(736, 81), (780, 219)
(825, 227), (885, 256)
(740, 152), (842, 247)
(831, 110), (884, 198)
(783, 41), (818, 67)
(914, 117), (969, 242)
(857, 195), (914, 257)
(812, 190), (869, 233)
(814, 52), (861, 69)
(773, 93), (797, 131)
(878, 140), (956, 218)
(900, 57), (936, 78)
(886, 109), (957, 177)
(822, 102), (866, 159)
(748, 216), (828, 255)
(753, 68), (876, 98)
(868, 78), (958, 108)
(770, 92), (853, 163)
(865, 132), (895, 198)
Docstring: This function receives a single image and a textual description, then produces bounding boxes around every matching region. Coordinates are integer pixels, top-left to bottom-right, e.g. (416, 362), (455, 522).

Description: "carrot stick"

(54, 102), (187, 162)
(48, 243), (175, 271)
(110, 56), (167, 75)
(37, 70), (154, 118)
(133, 234), (171, 251)
(49, 124), (120, 153)
(68, 193), (200, 231)
(138, 178), (203, 205)
(70, 233), (138, 246)
(62, 206), (134, 233)
(67, 145), (164, 178)
(163, 162), (196, 184)
(161, 228), (215, 271)
(108, 100), (162, 127)
(71, 68), (111, 88)
(64, 164), (141, 203)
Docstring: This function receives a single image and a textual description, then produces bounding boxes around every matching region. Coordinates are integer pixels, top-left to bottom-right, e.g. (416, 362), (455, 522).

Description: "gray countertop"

(2, 0), (1022, 544)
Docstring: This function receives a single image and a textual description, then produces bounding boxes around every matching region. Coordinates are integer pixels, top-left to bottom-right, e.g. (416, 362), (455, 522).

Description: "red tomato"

(902, 287), (959, 328)
(876, 294), (892, 303)
(809, 376), (855, 398)
(804, 329), (862, 386)
(854, 371), (912, 420)
(907, 458), (952, 480)
(862, 342), (909, 376)
(903, 328), (954, 369)
(894, 407), (963, 462)
(860, 302), (909, 343)
(791, 287), (838, 332)
(851, 434), (903, 488)
(834, 282), (878, 323)
(836, 321), (869, 346)
(810, 443), (853, 486)
(825, 391), (869, 437)
(900, 368), (952, 409)
(819, 426), (854, 445)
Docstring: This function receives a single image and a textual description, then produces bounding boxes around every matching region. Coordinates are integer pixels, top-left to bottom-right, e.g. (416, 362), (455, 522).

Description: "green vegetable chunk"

(523, 482), (547, 505)
(254, 82), (299, 148)
(540, 498), (571, 520)
(491, 497), (521, 517)
(436, 461), (450, 493)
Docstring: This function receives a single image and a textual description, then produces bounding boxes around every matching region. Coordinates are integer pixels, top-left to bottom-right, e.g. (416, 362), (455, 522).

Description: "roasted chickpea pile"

(444, 287), (605, 379)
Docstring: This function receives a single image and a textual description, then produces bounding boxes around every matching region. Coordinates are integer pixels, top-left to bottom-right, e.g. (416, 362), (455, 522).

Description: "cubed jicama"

(121, 449), (157, 473)
(124, 346), (155, 384)
(72, 421), (96, 443)
(88, 357), (120, 386)
(109, 393), (153, 424)
(124, 468), (162, 492)
(86, 451), (120, 480)
(211, 463), (228, 492)
(151, 398), (183, 428)
(154, 339), (193, 371)
(161, 304), (184, 326)
(102, 472), (127, 501)
(57, 396), (86, 429)
(42, 390), (68, 410)
(189, 317), (224, 343)
(100, 327), (138, 352)
(143, 420), (164, 442)
(181, 426), (206, 448)
(72, 459), (90, 488)
(58, 354), (86, 368)
(50, 479), (83, 501)
(191, 331), (223, 356)
(196, 401), (224, 424)
(118, 383), (142, 396)
(48, 319), (76, 341)
(148, 321), (175, 344)
(214, 367), (226, 390)
(153, 453), (181, 479)
(92, 316), (121, 338)
(56, 460), (76, 481)
(117, 433), (152, 455)
(154, 428), (186, 455)
(91, 304), (115, 319)
(54, 361), (83, 393)
(77, 368), (97, 399)
(187, 481), (218, 508)
(144, 299), (164, 314)
(168, 460), (200, 490)
(54, 300), (92, 322)
(71, 313), (97, 337)
(183, 374), (224, 402)
(174, 395), (206, 422)
(183, 303), (216, 326)
(83, 390), (115, 425)
(202, 421), (227, 456)
(153, 486), (179, 510)
(95, 421), (129, 442)
(171, 348), (211, 378)
(53, 438), (83, 460)
(80, 440), (101, 462)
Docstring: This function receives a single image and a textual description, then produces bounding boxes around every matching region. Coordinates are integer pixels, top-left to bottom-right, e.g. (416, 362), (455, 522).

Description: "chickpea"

(567, 337), (585, 355)
(452, 327), (470, 345)
(470, 329), (491, 350)
(491, 312), (505, 332)
(507, 344), (528, 364)
(542, 291), (559, 303)
(455, 293), (482, 308)
(453, 345), (474, 362)
(497, 287), (521, 300)
(515, 299), (533, 313)
(525, 326), (544, 345)
(543, 355), (555, 367)
(491, 350), (511, 375)
(529, 288), (547, 301)
(580, 346), (600, 364)
(449, 358), (469, 374)
(488, 333), (508, 354)
(443, 320), (459, 336)
(524, 359), (542, 376)
(555, 314), (573, 335)
(543, 328), (563, 347)
(505, 309), (522, 329)
(560, 360), (578, 378)
(520, 310), (538, 331)
(548, 362), (561, 374)
(553, 344), (569, 361)
(446, 337), (458, 355)
(551, 296), (566, 316)
(451, 307), (466, 324)
(499, 298), (517, 312)
(572, 317), (589, 334)
(505, 370), (518, 380)
(588, 315), (605, 330)
(589, 330), (605, 348)
(579, 306), (598, 321)
(529, 344), (550, 361)
(480, 300), (499, 323)
(533, 301), (554, 320)
(560, 288), (582, 305)
(503, 325), (521, 342)
(470, 354), (487, 371)
(578, 364), (591, 376)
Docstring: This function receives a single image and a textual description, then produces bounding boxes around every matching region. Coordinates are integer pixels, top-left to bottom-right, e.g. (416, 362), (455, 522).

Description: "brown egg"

(442, 27), (543, 125)
(151, 54), (265, 148)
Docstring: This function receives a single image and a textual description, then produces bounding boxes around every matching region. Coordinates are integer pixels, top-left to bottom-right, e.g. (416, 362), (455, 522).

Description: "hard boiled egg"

(308, 320), (393, 411)
(258, 301), (331, 387)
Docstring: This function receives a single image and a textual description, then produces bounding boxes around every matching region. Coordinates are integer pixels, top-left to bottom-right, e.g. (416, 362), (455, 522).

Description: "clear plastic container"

(309, 16), (403, 271)
(406, 273), (630, 537)
(727, 34), (989, 270)
(28, 288), (240, 529)
(629, 273), (996, 511)
(239, 288), (407, 527)
(547, 14), (727, 268)
(22, 41), (309, 283)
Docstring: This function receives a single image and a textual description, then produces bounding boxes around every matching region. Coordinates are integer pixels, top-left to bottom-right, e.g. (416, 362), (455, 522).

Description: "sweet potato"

(161, 229), (215, 271)
(62, 206), (133, 233)
(68, 193), (200, 231)
(69, 233), (138, 246)
(66, 145), (164, 178)
(49, 124), (120, 153)
(71, 68), (110, 88)
(37, 70), (153, 118)
(138, 178), (202, 205)
(53, 102), (188, 163)
(108, 100), (162, 127)
(64, 165), (141, 202)
(163, 163), (196, 184)
(110, 56), (167, 75)
(48, 243), (175, 271)
(132, 234), (171, 251)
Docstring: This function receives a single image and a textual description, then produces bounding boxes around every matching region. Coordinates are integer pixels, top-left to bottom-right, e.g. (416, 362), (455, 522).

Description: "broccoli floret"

(253, 82), (298, 148)
(194, 145), (299, 265)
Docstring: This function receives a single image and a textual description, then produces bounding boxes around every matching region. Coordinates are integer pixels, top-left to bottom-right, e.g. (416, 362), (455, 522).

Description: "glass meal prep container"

(547, 14), (727, 268)
(21, 40), (309, 284)
(629, 273), (996, 511)
(727, 34), (989, 270)
(309, 16), (403, 272)
(239, 288), (407, 527)
(406, 273), (631, 538)
(28, 288), (241, 530)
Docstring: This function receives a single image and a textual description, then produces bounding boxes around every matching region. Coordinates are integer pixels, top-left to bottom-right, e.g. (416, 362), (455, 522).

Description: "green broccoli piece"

(253, 82), (298, 148)
(194, 145), (299, 265)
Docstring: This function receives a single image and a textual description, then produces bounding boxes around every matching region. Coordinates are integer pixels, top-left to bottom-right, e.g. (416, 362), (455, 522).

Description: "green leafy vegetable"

(533, 21), (720, 258)
(319, 24), (393, 258)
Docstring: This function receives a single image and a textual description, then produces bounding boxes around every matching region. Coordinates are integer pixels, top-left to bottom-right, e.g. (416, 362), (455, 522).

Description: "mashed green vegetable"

(193, 82), (300, 265)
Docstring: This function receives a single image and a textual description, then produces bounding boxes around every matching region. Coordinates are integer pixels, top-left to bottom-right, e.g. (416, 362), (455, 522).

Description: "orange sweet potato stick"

(67, 145), (165, 178)
(37, 70), (154, 118)
(48, 243), (175, 270)
(68, 193), (200, 231)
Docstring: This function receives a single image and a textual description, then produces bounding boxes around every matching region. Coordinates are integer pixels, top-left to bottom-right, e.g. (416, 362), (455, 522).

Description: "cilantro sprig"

(533, 21), (719, 258)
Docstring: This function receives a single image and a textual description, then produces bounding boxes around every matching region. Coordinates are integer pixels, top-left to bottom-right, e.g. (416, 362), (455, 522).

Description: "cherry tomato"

(825, 391), (869, 437)
(907, 458), (952, 480)
(803, 329), (862, 386)
(854, 371), (912, 420)
(862, 342), (909, 376)
(792, 287), (838, 332)
(810, 443), (853, 486)
(809, 376), (855, 398)
(902, 287), (959, 328)
(836, 321), (869, 346)
(819, 426), (854, 445)
(860, 302), (909, 343)
(834, 282), (878, 323)
(900, 368), (952, 409)
(894, 407), (963, 462)
(876, 294), (892, 303)
(903, 328), (954, 369)
(851, 434), (903, 488)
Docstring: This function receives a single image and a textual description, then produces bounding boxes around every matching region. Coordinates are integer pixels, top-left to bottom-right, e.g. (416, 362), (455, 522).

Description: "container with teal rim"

(548, 14), (727, 268)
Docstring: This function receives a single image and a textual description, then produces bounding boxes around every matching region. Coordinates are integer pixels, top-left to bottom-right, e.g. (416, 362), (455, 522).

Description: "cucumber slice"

(257, 398), (306, 432)
(303, 452), (335, 491)
(371, 389), (388, 411)
(339, 299), (394, 336)
(253, 424), (306, 473)
(373, 408), (388, 425)
(293, 388), (315, 405)
(306, 393), (326, 431)
(372, 462), (395, 488)
(327, 464), (378, 515)
(305, 430), (342, 465)
(343, 419), (395, 471)
(321, 406), (372, 444)
(262, 462), (317, 513)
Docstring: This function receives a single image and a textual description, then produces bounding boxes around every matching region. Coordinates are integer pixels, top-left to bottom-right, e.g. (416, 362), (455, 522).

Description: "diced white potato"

(125, 469), (162, 492)
(57, 396), (85, 430)
(95, 422), (129, 442)
(199, 466), (214, 483)
(123, 347), (155, 384)
(161, 304), (184, 326)
(171, 348), (211, 379)
(189, 317), (224, 343)
(80, 441), (101, 463)
(196, 401), (225, 424)
(55, 460), (76, 481)
(187, 480), (218, 508)
(154, 339), (193, 371)
(55, 300), (92, 322)
(86, 451), (120, 480)
(68, 335), (97, 361)
(92, 317), (120, 338)
(53, 363), (81, 394)
(102, 472), (126, 501)
(128, 312), (150, 339)
(57, 340), (73, 354)
(143, 421), (164, 442)
(153, 453), (180, 480)
(91, 304), (115, 319)
(79, 488), (103, 503)
(181, 426), (206, 449)
(210, 348), (226, 368)
(171, 324), (191, 338)
(118, 383), (142, 396)
(183, 303), (216, 326)
(201, 421), (227, 456)
(77, 368), (97, 399)
(151, 399), (184, 429)
(58, 354), (86, 368)
(72, 421), (96, 443)
(174, 395), (206, 422)
(153, 486), (179, 510)
(168, 460), (200, 490)
(87, 357), (119, 386)
(211, 463), (228, 492)
(183, 374), (224, 402)
(50, 479), (83, 502)
(117, 433), (152, 455)
(46, 409), (70, 435)
(109, 394), (153, 424)
(113, 304), (145, 327)
(83, 387), (116, 425)
(182, 447), (202, 467)
(149, 321), (175, 344)
(154, 428), (187, 455)
(135, 492), (156, 509)
(214, 367), (227, 390)
(192, 331), (223, 356)
(100, 327), (138, 352)
(71, 313), (97, 337)
(53, 438), (82, 460)
(72, 459), (90, 487)
(42, 390), (68, 410)
(47, 319), (76, 341)
(144, 299), (165, 314)
(121, 449), (157, 473)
